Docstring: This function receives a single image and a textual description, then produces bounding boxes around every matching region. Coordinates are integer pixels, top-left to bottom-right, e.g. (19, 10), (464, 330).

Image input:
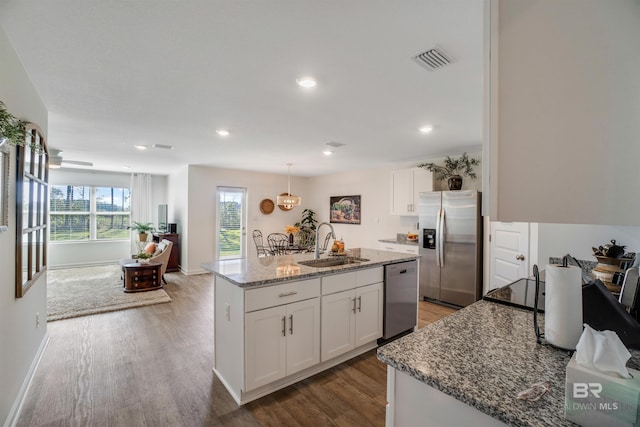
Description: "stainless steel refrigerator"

(418, 190), (482, 307)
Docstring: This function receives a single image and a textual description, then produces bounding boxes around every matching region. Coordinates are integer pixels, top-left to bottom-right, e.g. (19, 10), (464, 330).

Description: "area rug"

(47, 264), (171, 322)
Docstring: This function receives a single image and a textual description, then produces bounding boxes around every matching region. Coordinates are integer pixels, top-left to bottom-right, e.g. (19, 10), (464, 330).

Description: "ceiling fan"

(49, 147), (93, 168)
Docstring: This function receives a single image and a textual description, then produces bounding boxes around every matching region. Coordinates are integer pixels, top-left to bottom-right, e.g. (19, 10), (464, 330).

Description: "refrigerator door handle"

(439, 208), (445, 267)
(435, 208), (442, 267)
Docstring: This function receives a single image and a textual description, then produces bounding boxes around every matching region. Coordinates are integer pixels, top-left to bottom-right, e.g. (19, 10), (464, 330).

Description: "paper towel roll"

(545, 264), (583, 350)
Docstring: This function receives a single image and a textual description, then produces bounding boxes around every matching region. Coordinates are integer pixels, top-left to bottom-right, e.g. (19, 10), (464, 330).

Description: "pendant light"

(277, 163), (301, 210)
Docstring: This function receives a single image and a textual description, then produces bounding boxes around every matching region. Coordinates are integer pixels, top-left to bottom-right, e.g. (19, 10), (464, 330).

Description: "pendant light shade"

(277, 164), (301, 210)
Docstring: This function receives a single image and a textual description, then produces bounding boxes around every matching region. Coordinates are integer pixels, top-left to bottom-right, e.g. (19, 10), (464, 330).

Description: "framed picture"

(330, 195), (361, 224)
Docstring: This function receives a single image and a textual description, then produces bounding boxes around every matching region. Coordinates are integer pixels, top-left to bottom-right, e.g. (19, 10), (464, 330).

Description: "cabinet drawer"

(322, 272), (356, 295)
(355, 267), (383, 287)
(245, 278), (320, 312)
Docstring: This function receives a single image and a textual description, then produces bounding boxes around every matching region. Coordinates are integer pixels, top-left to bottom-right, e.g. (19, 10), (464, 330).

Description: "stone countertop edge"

(377, 300), (640, 427)
(201, 248), (419, 288)
(378, 238), (419, 246)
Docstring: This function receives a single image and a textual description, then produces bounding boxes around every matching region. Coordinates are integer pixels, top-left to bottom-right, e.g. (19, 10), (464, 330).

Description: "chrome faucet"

(314, 222), (336, 259)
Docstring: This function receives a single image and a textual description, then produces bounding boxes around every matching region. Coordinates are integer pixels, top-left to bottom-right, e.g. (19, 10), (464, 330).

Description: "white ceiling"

(0, 1), (484, 177)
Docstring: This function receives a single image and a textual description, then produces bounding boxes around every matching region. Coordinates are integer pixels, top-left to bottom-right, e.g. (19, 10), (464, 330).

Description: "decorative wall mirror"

(15, 124), (49, 298)
(0, 143), (9, 228)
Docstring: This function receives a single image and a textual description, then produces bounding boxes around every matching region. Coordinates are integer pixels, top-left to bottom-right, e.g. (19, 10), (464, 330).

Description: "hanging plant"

(0, 101), (28, 148)
(418, 152), (480, 180)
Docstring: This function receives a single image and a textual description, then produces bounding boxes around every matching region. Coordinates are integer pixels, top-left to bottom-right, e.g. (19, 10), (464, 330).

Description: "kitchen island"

(377, 300), (640, 426)
(203, 248), (419, 405)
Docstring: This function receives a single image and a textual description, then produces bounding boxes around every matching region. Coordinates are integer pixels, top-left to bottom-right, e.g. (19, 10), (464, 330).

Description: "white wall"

(537, 224), (640, 266)
(0, 25), (49, 427)
(168, 165), (189, 271)
(48, 169), (168, 268)
(183, 165), (311, 274)
(306, 164), (421, 250)
(179, 153), (482, 274)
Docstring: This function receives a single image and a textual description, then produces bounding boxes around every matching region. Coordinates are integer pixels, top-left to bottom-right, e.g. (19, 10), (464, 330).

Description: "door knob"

(516, 254), (525, 261)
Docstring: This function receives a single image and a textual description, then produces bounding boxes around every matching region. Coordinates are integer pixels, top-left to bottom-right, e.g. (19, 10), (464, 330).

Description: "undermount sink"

(298, 257), (370, 268)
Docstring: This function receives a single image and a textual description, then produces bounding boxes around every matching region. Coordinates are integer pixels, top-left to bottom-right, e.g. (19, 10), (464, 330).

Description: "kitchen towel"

(545, 264), (583, 350)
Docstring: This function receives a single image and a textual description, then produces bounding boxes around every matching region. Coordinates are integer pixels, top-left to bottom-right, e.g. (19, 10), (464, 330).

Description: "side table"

(123, 262), (163, 293)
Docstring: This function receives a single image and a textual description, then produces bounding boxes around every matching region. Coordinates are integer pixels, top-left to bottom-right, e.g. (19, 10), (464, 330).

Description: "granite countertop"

(202, 248), (418, 288)
(377, 300), (640, 427)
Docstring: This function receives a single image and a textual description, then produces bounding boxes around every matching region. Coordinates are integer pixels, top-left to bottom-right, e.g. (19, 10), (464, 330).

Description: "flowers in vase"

(284, 225), (300, 234)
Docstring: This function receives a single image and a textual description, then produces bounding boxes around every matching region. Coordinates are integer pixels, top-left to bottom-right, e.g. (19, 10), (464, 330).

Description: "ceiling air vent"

(412, 46), (456, 72)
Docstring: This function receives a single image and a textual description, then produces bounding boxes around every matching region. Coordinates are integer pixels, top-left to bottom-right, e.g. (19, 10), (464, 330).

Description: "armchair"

(119, 239), (174, 284)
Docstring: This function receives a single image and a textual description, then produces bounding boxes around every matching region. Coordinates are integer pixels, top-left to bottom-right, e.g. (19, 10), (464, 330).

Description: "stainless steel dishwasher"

(383, 260), (418, 340)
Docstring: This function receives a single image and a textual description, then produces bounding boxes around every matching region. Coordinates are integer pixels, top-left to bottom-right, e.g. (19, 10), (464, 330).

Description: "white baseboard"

(4, 333), (50, 427)
(48, 261), (119, 270)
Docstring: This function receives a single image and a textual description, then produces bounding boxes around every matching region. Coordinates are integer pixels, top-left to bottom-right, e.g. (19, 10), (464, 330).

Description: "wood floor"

(17, 272), (457, 427)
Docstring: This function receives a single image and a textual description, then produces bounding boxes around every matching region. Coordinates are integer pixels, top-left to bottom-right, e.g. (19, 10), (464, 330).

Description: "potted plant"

(418, 152), (480, 190)
(129, 221), (155, 242)
(295, 208), (318, 247)
(135, 251), (153, 264)
(0, 101), (27, 148)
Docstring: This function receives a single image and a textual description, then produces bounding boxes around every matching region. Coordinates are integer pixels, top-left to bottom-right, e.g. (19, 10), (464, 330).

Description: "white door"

(216, 187), (247, 260)
(489, 222), (530, 292)
(321, 290), (356, 361)
(245, 306), (287, 391)
(286, 298), (320, 375)
(355, 282), (383, 347)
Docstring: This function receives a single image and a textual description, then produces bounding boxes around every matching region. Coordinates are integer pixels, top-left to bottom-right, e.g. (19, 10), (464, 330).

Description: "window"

(49, 185), (130, 241)
(216, 187), (246, 259)
(16, 124), (48, 298)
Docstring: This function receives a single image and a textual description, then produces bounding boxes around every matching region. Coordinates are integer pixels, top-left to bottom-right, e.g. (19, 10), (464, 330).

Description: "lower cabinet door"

(286, 298), (320, 375)
(245, 306), (287, 391)
(321, 290), (356, 361)
(355, 282), (384, 347)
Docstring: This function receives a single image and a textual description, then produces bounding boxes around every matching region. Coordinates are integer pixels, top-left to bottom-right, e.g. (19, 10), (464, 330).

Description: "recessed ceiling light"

(419, 126), (434, 134)
(323, 150), (332, 156)
(216, 129), (230, 137)
(134, 145), (147, 150)
(123, 165), (131, 169)
(296, 76), (317, 88)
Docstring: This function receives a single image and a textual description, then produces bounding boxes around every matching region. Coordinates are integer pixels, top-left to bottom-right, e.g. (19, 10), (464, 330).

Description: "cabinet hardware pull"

(352, 297), (357, 313)
(289, 314), (294, 335)
(282, 316), (286, 336)
(278, 291), (298, 297)
(516, 254), (525, 261)
(358, 296), (362, 312)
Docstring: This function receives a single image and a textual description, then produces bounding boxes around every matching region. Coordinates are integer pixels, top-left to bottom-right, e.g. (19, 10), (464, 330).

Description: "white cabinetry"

(321, 268), (384, 361)
(245, 297), (320, 391)
(244, 278), (320, 392)
(390, 167), (432, 216)
(213, 269), (384, 405)
(487, 2), (640, 225)
(378, 241), (419, 255)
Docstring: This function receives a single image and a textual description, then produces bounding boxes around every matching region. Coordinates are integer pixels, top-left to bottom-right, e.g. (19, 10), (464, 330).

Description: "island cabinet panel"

(245, 278), (320, 312)
(355, 282), (383, 347)
(321, 271), (356, 295)
(245, 297), (320, 392)
(321, 290), (356, 361)
(245, 306), (287, 390)
(321, 268), (384, 362)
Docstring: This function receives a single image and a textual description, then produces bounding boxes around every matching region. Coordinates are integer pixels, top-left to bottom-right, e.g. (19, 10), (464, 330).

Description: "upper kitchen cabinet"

(390, 167), (432, 216)
(486, 0), (640, 225)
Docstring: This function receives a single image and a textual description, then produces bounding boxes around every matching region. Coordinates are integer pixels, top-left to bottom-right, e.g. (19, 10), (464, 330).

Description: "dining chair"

(267, 233), (290, 256)
(252, 230), (271, 257)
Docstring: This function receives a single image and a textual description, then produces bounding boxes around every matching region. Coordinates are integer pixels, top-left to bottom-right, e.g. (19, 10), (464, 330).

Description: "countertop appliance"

(418, 190), (482, 307)
(483, 277), (545, 312)
(383, 260), (418, 340)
